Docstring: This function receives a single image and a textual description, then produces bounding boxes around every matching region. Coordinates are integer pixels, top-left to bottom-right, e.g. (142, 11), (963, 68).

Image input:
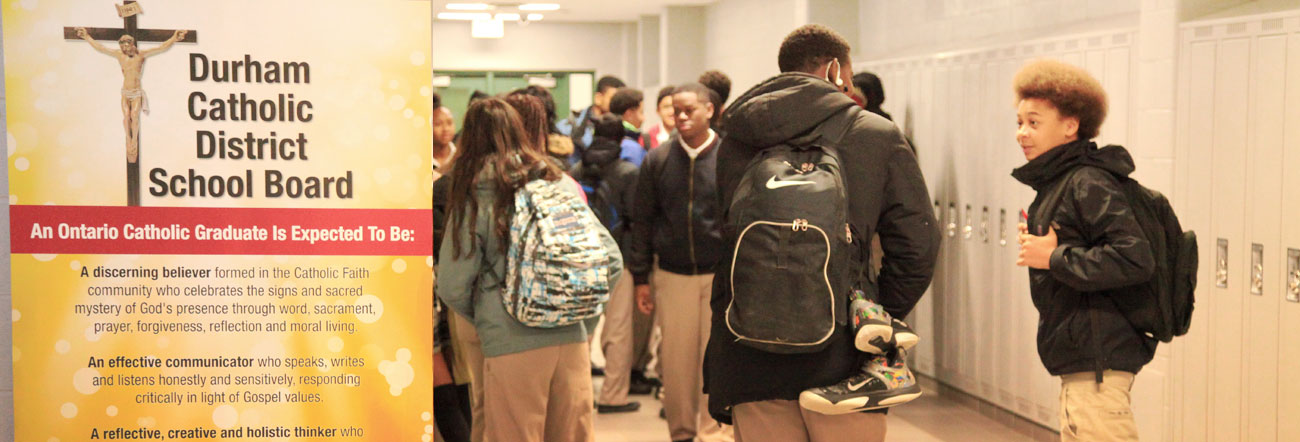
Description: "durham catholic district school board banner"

(4, 0), (435, 440)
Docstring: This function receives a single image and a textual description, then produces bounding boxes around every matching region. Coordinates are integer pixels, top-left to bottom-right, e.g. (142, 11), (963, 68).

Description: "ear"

(1063, 117), (1080, 138)
(704, 102), (715, 120)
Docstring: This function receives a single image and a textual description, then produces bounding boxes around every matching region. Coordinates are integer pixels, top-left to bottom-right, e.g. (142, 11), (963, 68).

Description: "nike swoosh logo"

(765, 176), (815, 189)
(848, 379), (870, 391)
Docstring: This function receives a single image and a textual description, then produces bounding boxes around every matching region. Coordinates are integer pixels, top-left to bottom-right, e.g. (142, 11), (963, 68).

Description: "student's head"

(698, 70), (732, 107)
(432, 107), (455, 149)
(671, 83), (718, 142)
(852, 71), (885, 110)
(655, 86), (676, 131)
(468, 90), (490, 107)
(609, 87), (645, 130)
(448, 98), (561, 258)
(432, 91), (443, 110)
(592, 113), (626, 143)
(778, 24), (853, 95)
(118, 34), (138, 55)
(518, 86), (559, 133)
(503, 93), (549, 155)
(593, 76), (627, 114)
(1013, 59), (1107, 161)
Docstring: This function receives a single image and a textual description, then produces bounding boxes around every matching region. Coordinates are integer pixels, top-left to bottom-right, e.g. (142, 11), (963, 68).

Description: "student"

(437, 98), (619, 442)
(851, 72), (891, 122)
(570, 113), (642, 414)
(705, 24), (939, 442)
(1011, 59), (1154, 442)
(558, 75), (626, 163)
(608, 87), (647, 167)
(516, 85), (575, 164)
(629, 83), (734, 442)
(642, 86), (676, 150)
(698, 70), (732, 128)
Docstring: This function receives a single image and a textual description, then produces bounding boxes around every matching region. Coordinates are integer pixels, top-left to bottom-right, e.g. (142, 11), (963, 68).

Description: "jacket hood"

(1011, 139), (1136, 190)
(721, 73), (858, 149)
(582, 137), (622, 168)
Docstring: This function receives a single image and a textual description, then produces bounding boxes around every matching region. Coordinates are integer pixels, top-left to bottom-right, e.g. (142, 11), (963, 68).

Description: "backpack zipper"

(726, 220), (836, 348)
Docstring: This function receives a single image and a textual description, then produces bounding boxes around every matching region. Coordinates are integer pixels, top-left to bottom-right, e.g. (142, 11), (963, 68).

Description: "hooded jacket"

(1012, 139), (1157, 378)
(569, 135), (639, 255)
(704, 73), (940, 421)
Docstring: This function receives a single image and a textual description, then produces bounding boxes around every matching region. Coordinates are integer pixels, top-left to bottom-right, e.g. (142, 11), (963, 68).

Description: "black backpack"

(724, 143), (858, 354)
(1037, 167), (1197, 343)
(578, 173), (620, 235)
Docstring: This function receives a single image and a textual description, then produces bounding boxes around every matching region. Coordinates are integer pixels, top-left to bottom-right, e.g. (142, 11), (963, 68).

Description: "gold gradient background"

(4, 0), (435, 440)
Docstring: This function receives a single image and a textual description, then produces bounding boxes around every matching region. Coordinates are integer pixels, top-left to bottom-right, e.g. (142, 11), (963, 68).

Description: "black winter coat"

(626, 134), (724, 285)
(704, 73), (940, 422)
(1012, 139), (1158, 378)
(570, 136), (639, 257)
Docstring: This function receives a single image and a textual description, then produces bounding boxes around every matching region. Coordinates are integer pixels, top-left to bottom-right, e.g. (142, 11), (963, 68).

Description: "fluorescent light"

(471, 18), (505, 38)
(437, 12), (491, 20)
(519, 3), (560, 11)
(446, 3), (491, 10)
(526, 13), (544, 21)
(495, 13), (521, 21)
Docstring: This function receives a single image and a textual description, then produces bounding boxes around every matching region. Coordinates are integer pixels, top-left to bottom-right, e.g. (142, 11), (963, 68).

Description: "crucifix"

(63, 0), (196, 206)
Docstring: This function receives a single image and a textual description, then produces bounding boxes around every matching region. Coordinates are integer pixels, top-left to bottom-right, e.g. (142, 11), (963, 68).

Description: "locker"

(1244, 33), (1286, 442)
(1209, 37), (1250, 442)
(1276, 32), (1300, 442)
(1179, 38), (1218, 442)
(1105, 47), (1131, 147)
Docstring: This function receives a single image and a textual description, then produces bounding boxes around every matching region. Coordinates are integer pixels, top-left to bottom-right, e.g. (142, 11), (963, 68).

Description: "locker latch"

(1251, 243), (1263, 295)
(980, 207), (989, 244)
(946, 203), (957, 238)
(963, 204), (973, 240)
(1216, 239), (1229, 288)
(998, 209), (1007, 247)
(1288, 248), (1299, 303)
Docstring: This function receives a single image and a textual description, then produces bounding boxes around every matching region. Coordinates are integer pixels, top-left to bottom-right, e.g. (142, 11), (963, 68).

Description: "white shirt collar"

(680, 129), (716, 159)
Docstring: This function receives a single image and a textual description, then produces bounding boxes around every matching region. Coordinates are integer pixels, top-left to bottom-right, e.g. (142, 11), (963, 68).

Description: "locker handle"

(1288, 248), (1300, 302)
(1251, 243), (1264, 295)
(980, 207), (989, 244)
(946, 204), (957, 238)
(1216, 239), (1229, 288)
(998, 209), (1007, 247)
(962, 205), (973, 240)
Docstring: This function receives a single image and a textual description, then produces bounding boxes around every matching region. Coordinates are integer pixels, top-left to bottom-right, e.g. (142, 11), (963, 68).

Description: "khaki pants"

(654, 268), (734, 442)
(1059, 370), (1139, 442)
(450, 313), (486, 442)
(483, 342), (595, 442)
(598, 273), (636, 405)
(733, 400), (886, 442)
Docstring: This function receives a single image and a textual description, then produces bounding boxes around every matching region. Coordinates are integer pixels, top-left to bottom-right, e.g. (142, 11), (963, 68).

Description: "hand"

(1017, 222), (1028, 235)
(76, 27), (87, 39)
(175, 30), (187, 40)
(1017, 225), (1057, 269)
(635, 284), (654, 315)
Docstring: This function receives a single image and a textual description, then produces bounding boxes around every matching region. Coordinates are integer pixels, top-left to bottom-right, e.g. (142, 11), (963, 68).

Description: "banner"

(4, 0), (434, 440)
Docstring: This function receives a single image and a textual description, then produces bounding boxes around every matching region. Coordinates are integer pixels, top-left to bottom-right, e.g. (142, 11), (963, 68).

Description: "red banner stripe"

(10, 205), (432, 256)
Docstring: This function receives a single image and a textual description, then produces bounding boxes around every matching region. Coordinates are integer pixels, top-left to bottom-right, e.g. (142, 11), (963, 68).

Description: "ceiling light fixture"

(437, 12), (492, 20)
(518, 3), (560, 11)
(446, 3), (492, 10)
(526, 13), (544, 21)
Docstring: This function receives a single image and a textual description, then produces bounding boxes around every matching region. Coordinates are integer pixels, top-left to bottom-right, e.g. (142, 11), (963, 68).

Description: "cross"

(63, 1), (197, 206)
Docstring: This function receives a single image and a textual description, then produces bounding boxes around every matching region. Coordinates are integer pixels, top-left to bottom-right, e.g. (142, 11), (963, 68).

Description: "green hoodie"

(436, 167), (621, 358)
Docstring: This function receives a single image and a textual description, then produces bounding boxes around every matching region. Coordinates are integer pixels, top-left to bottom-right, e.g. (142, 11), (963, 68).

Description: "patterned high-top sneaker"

(798, 350), (922, 415)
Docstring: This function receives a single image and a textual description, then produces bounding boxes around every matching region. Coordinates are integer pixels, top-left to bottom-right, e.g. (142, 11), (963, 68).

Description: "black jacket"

(704, 73), (940, 422)
(570, 136), (639, 256)
(1012, 139), (1157, 378)
(626, 134), (724, 285)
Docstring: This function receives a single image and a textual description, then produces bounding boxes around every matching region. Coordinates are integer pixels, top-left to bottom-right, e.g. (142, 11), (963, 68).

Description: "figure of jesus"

(74, 27), (185, 163)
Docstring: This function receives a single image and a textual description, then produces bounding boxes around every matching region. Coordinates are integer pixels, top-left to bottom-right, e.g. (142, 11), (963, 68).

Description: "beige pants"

(450, 313), (486, 442)
(733, 400), (886, 442)
(483, 341), (595, 442)
(598, 273), (636, 405)
(654, 268), (734, 442)
(1059, 370), (1140, 442)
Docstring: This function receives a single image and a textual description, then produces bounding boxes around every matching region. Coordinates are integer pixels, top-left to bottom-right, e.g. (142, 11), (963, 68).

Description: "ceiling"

(431, 0), (719, 23)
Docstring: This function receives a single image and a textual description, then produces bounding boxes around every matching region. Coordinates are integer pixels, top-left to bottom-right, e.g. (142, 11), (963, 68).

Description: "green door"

(435, 71), (586, 132)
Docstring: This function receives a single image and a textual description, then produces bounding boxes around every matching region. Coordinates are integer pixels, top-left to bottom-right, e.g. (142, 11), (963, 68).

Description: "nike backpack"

(724, 143), (858, 354)
(1037, 167), (1198, 343)
(503, 178), (613, 328)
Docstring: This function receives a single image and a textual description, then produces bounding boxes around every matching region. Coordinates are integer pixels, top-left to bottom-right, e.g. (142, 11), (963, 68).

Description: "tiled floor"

(593, 376), (1056, 442)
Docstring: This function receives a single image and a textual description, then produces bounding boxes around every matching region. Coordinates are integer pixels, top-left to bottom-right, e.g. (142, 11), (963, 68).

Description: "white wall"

(431, 21), (633, 80)
(703, 0), (800, 105)
(858, 0), (1140, 61)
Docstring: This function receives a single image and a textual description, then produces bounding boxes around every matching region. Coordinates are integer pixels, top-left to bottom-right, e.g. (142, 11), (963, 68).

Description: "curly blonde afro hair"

(1013, 59), (1107, 140)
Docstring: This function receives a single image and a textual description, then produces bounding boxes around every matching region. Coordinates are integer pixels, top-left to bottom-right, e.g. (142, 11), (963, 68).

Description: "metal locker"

(1275, 32), (1300, 442)
(1209, 36), (1251, 442)
(1244, 32), (1288, 442)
